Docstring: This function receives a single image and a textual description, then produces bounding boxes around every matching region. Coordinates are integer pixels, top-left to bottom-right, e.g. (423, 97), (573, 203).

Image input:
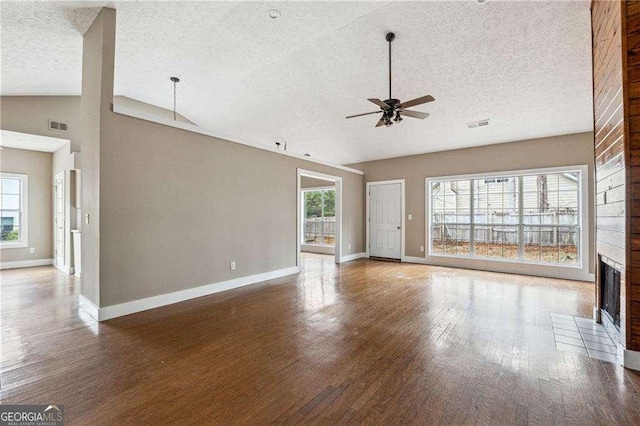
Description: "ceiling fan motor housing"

(383, 99), (401, 110)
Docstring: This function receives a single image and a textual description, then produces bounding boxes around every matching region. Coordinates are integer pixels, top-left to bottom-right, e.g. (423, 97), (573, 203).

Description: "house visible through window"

(303, 188), (335, 246)
(429, 169), (582, 266)
(1, 173), (27, 247)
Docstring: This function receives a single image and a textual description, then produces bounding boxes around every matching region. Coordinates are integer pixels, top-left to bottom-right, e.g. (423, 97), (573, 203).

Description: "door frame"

(54, 171), (65, 269)
(297, 169), (343, 266)
(366, 179), (405, 260)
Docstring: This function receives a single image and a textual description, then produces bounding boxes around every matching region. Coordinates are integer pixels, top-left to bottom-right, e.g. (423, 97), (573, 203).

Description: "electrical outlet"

(230, 261), (236, 271)
(419, 246), (425, 252)
(348, 243), (351, 250)
(408, 214), (412, 220)
(29, 247), (35, 254)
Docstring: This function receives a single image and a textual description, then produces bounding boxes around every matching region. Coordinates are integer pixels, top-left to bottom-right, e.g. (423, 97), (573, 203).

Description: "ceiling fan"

(346, 32), (435, 127)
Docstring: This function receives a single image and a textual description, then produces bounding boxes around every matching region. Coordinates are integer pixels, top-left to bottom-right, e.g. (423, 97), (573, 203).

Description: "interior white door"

(369, 183), (402, 259)
(54, 173), (64, 267)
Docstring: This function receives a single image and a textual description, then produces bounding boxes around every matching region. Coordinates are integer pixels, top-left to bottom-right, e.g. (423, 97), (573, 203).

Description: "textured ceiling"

(1, 1), (593, 165)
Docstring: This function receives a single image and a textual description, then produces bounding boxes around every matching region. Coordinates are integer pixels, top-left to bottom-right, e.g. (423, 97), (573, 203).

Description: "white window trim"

(1, 172), (28, 249)
(425, 165), (590, 281)
(296, 169), (343, 265)
(301, 187), (336, 247)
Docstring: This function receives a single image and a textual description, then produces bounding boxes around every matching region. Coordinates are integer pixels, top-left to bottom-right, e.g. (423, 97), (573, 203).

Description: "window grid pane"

(1, 209), (21, 243)
(430, 171), (580, 266)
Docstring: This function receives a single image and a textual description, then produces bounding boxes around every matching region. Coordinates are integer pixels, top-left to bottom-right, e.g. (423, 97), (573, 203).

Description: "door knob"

(397, 225), (401, 230)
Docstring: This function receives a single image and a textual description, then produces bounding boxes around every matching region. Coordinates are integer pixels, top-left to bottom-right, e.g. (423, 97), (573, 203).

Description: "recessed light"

(268, 9), (281, 19)
(477, 0), (489, 4)
(304, 153), (311, 157)
(35, 11), (53, 21)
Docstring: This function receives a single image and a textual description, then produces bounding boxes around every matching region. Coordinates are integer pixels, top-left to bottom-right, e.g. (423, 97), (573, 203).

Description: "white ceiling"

(0, 130), (69, 153)
(1, 1), (593, 165)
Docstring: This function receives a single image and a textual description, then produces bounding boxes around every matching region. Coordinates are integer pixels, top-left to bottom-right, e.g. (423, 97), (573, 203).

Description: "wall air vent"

(467, 119), (490, 129)
(48, 120), (68, 132)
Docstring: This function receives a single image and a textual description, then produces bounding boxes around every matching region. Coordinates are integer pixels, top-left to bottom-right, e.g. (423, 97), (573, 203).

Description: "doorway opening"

(54, 171), (65, 269)
(301, 184), (336, 255)
(297, 169), (342, 266)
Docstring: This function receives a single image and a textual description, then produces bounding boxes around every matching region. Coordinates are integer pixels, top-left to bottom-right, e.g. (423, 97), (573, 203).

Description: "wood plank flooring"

(2, 254), (640, 424)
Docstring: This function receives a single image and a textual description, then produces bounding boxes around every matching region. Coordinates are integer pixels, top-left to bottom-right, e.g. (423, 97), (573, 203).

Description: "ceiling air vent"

(467, 119), (490, 129)
(48, 120), (68, 132)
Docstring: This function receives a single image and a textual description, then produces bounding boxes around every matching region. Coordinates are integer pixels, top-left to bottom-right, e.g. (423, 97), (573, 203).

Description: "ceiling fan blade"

(401, 110), (430, 119)
(375, 117), (385, 127)
(368, 98), (391, 109)
(346, 111), (382, 119)
(398, 95), (435, 109)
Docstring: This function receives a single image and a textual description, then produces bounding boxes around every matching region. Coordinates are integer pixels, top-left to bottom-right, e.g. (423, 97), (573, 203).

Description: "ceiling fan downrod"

(387, 32), (394, 101)
(344, 31), (434, 128)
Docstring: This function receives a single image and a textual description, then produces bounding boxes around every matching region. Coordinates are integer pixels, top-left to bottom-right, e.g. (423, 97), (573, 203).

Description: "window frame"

(425, 165), (588, 270)
(301, 186), (336, 247)
(1, 172), (28, 249)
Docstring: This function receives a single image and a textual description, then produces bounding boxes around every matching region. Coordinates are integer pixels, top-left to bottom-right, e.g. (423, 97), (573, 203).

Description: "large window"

(303, 188), (335, 246)
(428, 168), (583, 266)
(1, 173), (27, 248)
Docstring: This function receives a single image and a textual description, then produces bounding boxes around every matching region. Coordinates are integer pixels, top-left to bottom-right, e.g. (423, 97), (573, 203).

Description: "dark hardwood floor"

(2, 254), (640, 424)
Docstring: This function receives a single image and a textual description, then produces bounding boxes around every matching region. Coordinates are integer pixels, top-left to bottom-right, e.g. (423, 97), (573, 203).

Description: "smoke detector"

(466, 119), (489, 129)
(48, 120), (68, 132)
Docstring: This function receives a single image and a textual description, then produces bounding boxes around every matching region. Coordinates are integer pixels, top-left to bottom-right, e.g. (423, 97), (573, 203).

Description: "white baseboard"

(340, 252), (367, 263)
(301, 244), (335, 255)
(54, 263), (75, 275)
(98, 266), (300, 321)
(622, 347), (640, 371)
(0, 258), (53, 270)
(401, 256), (427, 264)
(79, 295), (100, 321)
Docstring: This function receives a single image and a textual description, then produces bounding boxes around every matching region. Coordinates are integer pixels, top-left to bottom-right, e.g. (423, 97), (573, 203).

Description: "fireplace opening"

(600, 261), (621, 328)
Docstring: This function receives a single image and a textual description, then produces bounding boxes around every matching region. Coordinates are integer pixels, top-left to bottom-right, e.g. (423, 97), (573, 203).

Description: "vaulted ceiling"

(1, 1), (593, 165)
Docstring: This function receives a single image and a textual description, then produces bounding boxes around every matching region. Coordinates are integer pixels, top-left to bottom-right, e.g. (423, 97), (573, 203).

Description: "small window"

(1, 173), (27, 248)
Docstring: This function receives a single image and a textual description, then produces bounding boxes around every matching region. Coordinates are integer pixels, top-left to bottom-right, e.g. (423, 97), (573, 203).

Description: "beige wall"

(349, 132), (595, 275)
(114, 96), (196, 125)
(99, 113), (364, 306)
(82, 9), (364, 308)
(0, 96), (193, 156)
(80, 8), (115, 305)
(301, 176), (335, 189)
(0, 147), (53, 263)
(0, 96), (81, 152)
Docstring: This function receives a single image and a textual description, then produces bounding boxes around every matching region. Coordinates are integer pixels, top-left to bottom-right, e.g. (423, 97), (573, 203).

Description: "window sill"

(0, 243), (27, 250)
(427, 252), (582, 269)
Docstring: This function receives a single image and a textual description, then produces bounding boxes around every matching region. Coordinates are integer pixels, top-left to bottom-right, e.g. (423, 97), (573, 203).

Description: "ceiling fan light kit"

(346, 32), (435, 128)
